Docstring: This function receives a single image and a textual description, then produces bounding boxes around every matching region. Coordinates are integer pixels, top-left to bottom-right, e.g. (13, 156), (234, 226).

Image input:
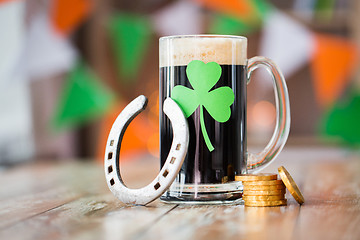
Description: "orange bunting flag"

(193, 0), (255, 19)
(51, 0), (92, 35)
(0, 0), (16, 4)
(311, 34), (360, 107)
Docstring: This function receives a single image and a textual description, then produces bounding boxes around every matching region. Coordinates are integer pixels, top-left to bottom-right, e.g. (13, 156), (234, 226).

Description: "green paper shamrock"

(171, 60), (235, 152)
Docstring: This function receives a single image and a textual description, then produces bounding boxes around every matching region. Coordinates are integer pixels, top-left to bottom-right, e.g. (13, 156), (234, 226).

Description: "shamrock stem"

(200, 105), (214, 152)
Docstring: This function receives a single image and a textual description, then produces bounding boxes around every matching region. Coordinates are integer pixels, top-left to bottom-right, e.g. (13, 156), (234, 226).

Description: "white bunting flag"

(151, 0), (203, 36)
(0, 0), (25, 86)
(0, 0), (34, 163)
(21, 12), (77, 80)
(259, 10), (315, 79)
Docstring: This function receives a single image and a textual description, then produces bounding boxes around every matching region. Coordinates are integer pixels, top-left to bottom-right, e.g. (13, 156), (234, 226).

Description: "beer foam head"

(159, 35), (247, 67)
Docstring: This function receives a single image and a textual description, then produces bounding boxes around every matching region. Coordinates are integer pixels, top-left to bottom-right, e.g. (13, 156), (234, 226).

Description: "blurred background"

(0, 0), (359, 166)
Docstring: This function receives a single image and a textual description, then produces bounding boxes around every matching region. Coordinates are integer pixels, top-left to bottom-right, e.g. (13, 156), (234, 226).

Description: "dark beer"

(159, 64), (247, 185)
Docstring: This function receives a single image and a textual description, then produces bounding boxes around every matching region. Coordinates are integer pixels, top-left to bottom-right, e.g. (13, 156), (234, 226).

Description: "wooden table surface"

(1, 146), (360, 240)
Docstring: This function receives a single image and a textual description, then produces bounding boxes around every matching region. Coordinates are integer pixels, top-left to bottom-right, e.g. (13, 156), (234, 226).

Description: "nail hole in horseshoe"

(154, 182), (161, 190)
(110, 178), (115, 186)
(108, 165), (113, 173)
(110, 140), (114, 146)
(108, 152), (113, 160)
(163, 169), (169, 177)
(176, 144), (181, 150)
(170, 157), (176, 164)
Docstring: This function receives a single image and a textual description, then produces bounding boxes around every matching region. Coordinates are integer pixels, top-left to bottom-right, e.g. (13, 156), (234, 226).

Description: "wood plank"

(1, 150), (360, 239)
(0, 161), (105, 229)
(293, 160), (360, 239)
(0, 161), (105, 200)
(0, 186), (83, 229)
(301, 159), (360, 201)
(0, 155), (169, 239)
(140, 202), (300, 240)
(139, 159), (360, 240)
(295, 202), (360, 240)
(72, 200), (177, 240)
(0, 194), (176, 240)
(0, 162), (65, 200)
(0, 154), (159, 200)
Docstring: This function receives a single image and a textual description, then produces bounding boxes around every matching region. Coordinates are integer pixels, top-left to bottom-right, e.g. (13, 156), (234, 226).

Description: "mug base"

(160, 182), (243, 205)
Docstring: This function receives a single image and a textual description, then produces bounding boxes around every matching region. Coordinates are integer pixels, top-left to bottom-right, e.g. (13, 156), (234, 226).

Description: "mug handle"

(246, 56), (291, 173)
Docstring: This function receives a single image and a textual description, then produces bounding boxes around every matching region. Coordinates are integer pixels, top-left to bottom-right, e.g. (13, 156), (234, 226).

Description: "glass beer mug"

(104, 35), (290, 205)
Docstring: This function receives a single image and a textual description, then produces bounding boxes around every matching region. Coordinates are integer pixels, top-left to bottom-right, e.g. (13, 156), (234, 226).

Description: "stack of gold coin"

(235, 173), (287, 207)
(235, 167), (305, 207)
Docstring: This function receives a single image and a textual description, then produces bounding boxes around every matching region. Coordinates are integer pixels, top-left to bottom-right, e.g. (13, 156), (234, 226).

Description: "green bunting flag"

(208, 13), (258, 35)
(52, 62), (114, 130)
(108, 13), (151, 82)
(315, 0), (336, 20)
(251, 0), (273, 20)
(320, 89), (360, 146)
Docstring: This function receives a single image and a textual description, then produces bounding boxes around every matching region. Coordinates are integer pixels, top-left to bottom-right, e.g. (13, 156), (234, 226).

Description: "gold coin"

(278, 166), (305, 205)
(222, 176), (228, 183)
(243, 184), (285, 191)
(235, 173), (278, 182)
(242, 180), (284, 186)
(244, 199), (287, 207)
(243, 189), (286, 196)
(242, 195), (285, 201)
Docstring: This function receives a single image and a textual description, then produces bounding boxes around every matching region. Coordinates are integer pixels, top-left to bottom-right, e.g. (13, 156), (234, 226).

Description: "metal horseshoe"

(104, 95), (189, 205)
